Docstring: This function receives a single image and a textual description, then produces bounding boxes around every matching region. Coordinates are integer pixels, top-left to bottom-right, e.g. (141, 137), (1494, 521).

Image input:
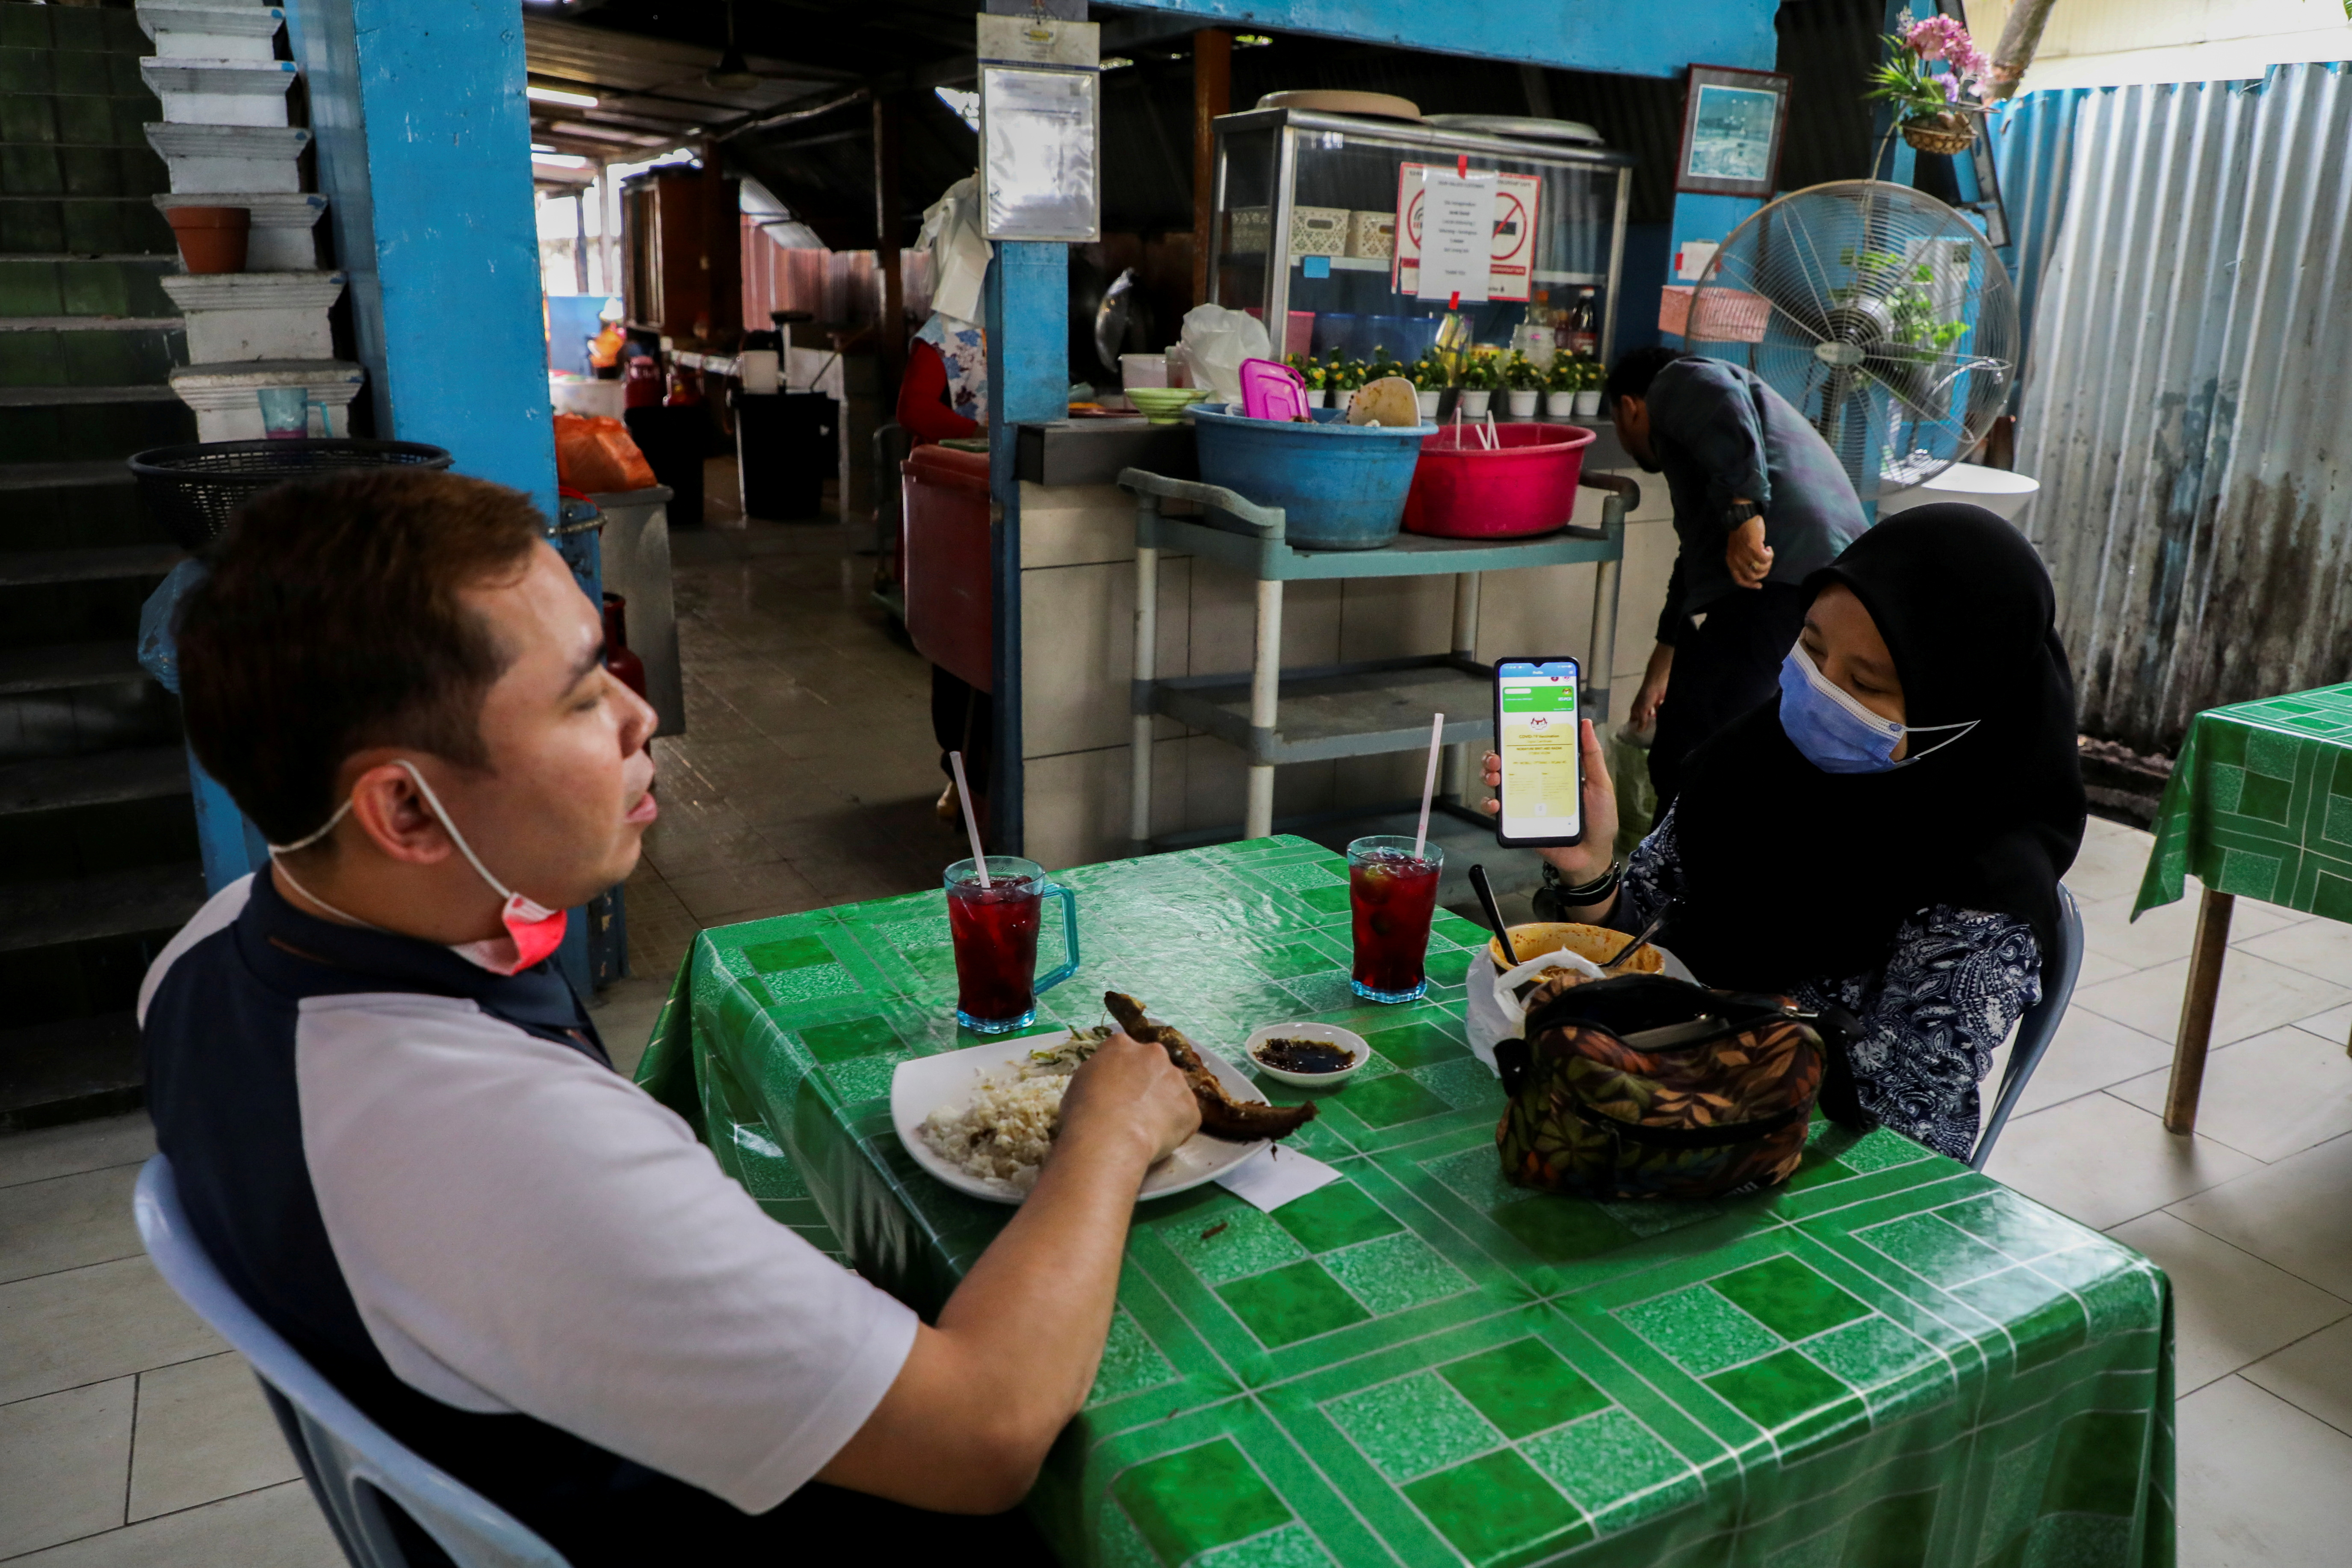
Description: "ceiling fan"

(705, 0), (759, 90)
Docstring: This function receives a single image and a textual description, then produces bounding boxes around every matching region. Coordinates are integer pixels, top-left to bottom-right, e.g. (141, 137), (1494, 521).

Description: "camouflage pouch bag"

(1494, 973), (1866, 1200)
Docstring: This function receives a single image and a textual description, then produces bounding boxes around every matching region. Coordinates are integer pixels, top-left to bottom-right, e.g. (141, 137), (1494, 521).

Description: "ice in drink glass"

(1347, 835), (1443, 1003)
(944, 856), (1080, 1034)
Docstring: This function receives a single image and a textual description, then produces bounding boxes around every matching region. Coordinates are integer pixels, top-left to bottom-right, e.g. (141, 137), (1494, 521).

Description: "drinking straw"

(949, 750), (990, 888)
(1414, 712), (1445, 861)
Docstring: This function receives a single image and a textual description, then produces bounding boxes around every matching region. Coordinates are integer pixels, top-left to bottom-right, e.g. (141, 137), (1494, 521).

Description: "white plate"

(890, 1036), (1271, 1205)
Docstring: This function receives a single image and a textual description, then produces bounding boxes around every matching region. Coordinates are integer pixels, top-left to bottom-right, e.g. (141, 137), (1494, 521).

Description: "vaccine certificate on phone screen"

(1499, 662), (1580, 838)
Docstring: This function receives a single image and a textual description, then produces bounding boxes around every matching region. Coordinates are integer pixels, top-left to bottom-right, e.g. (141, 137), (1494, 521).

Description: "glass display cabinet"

(1209, 107), (1634, 370)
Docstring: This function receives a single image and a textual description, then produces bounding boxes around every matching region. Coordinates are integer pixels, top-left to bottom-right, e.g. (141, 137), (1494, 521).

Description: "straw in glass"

(948, 750), (990, 888)
(1414, 712), (1445, 860)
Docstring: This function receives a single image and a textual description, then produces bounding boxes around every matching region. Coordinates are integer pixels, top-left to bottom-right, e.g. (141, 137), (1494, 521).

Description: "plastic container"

(1402, 422), (1596, 540)
(1189, 403), (1430, 551)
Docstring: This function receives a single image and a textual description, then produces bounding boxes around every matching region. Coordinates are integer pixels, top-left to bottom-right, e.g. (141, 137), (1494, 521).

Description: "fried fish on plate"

(1103, 991), (1318, 1143)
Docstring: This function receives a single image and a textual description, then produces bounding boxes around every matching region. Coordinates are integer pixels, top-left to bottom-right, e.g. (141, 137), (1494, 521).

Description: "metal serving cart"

(1119, 468), (1636, 850)
(1209, 105), (1635, 370)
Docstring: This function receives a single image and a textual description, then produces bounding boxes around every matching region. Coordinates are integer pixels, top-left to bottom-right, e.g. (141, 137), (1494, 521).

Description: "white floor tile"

(1981, 1092), (2263, 1230)
(2168, 1134), (2352, 1299)
(0, 1258), (224, 1407)
(0, 1165), (143, 1287)
(2242, 1317), (2352, 1440)
(2010, 1008), (2178, 1118)
(127, 1355), (300, 1524)
(0, 1479), (340, 1568)
(587, 973), (673, 1079)
(2076, 889), (2301, 974)
(2289, 1000), (2352, 1048)
(2234, 918), (2352, 989)
(2109, 1025), (2352, 1163)
(0, 1379), (133, 1559)
(0, 1118), (153, 1193)
(2064, 828), (2161, 904)
(2105, 1213), (2351, 1393)
(2068, 949), (2137, 989)
(2074, 948), (2352, 1051)
(2177, 1375), (2352, 1568)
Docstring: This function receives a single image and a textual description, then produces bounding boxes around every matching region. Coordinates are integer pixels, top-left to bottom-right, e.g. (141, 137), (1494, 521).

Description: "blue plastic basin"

(1188, 404), (1430, 550)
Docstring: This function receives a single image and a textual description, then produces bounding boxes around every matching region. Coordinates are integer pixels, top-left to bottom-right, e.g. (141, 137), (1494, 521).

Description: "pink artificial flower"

(1941, 74), (1963, 103)
(1903, 14), (1976, 67)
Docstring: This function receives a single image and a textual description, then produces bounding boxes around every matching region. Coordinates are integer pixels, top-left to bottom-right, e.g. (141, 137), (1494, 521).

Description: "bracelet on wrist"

(1544, 858), (1622, 905)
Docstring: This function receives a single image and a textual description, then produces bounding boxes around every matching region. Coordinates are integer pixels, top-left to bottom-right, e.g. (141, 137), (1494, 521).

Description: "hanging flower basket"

(1901, 113), (1978, 156)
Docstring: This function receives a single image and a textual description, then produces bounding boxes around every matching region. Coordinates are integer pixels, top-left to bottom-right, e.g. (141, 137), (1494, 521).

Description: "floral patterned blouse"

(1605, 805), (2043, 1160)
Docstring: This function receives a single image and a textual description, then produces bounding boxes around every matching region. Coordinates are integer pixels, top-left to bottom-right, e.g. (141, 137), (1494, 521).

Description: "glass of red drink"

(1347, 835), (1443, 1003)
(945, 856), (1080, 1033)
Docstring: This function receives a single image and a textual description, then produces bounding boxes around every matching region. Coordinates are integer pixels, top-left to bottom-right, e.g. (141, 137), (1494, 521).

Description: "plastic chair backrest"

(133, 1157), (569, 1568)
(1970, 883), (2084, 1170)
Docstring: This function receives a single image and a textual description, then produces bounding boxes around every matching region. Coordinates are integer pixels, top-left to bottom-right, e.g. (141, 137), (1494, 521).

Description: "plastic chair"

(1970, 883), (2084, 1170)
(134, 1156), (568, 1568)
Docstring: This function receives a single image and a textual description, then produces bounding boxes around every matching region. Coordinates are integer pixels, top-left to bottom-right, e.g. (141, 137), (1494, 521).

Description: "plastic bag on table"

(553, 413), (656, 493)
(1176, 303), (1272, 408)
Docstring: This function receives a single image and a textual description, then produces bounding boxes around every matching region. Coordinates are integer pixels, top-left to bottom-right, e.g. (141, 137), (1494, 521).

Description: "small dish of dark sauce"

(1253, 1037), (1356, 1075)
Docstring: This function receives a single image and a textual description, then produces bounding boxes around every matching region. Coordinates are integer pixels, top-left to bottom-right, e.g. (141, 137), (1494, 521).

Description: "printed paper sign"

(1394, 163), (1540, 303)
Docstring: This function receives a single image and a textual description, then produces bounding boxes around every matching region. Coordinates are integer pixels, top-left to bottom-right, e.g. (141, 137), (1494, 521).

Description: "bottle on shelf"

(1566, 288), (1599, 357)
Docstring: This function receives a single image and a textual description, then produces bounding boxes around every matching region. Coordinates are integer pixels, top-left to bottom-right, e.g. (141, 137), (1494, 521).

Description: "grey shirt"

(1646, 357), (1869, 641)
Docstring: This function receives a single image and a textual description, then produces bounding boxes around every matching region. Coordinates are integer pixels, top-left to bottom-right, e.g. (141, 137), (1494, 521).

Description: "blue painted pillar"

(984, 241), (1069, 858)
(280, 0), (555, 519)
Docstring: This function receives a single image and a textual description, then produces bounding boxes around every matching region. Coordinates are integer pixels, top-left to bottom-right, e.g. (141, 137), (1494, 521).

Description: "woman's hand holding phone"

(1483, 718), (1618, 881)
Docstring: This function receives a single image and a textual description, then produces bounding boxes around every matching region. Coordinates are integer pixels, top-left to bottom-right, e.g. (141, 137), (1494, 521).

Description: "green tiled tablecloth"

(2134, 682), (2352, 920)
(638, 837), (2174, 1568)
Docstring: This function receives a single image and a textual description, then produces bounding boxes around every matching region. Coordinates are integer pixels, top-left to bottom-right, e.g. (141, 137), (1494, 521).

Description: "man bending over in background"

(142, 470), (1196, 1563)
(1607, 345), (1869, 808)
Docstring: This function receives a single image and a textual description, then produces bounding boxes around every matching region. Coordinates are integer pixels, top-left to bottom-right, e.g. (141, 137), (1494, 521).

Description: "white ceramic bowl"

(1243, 1022), (1371, 1088)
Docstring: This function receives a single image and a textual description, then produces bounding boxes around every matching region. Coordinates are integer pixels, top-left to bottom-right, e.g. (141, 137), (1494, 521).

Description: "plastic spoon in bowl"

(1605, 913), (1666, 974)
(1468, 864), (1516, 966)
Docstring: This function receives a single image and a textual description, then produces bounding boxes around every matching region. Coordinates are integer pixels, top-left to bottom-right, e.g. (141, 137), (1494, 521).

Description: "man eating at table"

(140, 470), (1200, 1562)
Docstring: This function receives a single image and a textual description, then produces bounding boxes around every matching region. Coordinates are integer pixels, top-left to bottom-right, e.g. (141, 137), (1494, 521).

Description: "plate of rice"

(892, 1025), (1274, 1203)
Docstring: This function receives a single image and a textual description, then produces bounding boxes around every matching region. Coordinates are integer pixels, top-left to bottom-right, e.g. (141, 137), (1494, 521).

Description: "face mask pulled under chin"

(1777, 645), (1977, 774)
(267, 760), (568, 976)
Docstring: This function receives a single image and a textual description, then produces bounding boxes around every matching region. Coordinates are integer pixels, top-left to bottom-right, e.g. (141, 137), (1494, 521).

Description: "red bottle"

(601, 593), (650, 706)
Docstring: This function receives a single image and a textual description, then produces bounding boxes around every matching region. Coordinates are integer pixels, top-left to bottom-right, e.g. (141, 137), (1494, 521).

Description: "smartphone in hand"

(1492, 658), (1585, 848)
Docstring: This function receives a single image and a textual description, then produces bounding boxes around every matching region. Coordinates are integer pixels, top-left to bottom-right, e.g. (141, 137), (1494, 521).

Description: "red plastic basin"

(902, 443), (993, 691)
(1402, 422), (1596, 539)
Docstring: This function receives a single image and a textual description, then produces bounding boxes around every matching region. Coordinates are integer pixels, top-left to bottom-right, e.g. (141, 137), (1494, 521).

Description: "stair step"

(0, 384), (182, 406)
(0, 641), (149, 696)
(0, 315), (182, 330)
(0, 860), (206, 953)
(0, 747), (189, 815)
(0, 461), (136, 492)
(0, 1011), (144, 1132)
(0, 543), (183, 585)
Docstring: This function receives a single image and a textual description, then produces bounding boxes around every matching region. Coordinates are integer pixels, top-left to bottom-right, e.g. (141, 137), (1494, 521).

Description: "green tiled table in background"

(2134, 683), (2352, 1133)
(640, 837), (2173, 1568)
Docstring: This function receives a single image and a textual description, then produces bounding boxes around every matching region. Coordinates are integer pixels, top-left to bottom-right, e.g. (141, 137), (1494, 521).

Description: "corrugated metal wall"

(2011, 63), (2352, 754)
(1987, 86), (2091, 385)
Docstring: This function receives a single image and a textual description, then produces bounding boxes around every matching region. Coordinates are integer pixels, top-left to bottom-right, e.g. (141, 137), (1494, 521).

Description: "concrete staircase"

(0, 0), (205, 1128)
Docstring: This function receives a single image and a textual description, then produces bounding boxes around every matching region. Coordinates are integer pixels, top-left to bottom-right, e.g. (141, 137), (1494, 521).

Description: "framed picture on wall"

(1675, 65), (1791, 198)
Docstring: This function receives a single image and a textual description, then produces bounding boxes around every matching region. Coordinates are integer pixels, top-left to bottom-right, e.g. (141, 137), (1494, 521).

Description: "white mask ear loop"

(387, 760), (520, 904)
(266, 796), (383, 929)
(266, 760), (524, 924)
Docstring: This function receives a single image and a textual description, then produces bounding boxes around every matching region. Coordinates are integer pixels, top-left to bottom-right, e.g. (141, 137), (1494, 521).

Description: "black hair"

(1604, 345), (1689, 407)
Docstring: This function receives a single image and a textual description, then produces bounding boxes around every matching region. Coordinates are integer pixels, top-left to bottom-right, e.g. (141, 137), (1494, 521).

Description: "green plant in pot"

(1865, 15), (1989, 156)
(1456, 350), (1500, 417)
(1502, 351), (1544, 418)
(1409, 354), (1447, 418)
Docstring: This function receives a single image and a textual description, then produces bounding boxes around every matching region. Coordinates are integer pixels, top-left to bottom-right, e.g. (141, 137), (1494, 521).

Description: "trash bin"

(128, 438), (452, 549)
(734, 390), (837, 520)
(623, 405), (706, 526)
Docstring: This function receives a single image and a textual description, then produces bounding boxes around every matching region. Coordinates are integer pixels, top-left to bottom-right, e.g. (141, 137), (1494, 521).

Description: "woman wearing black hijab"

(1482, 504), (2086, 1158)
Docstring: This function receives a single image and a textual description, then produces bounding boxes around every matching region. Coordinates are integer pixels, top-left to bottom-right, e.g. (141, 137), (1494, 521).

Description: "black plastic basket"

(128, 438), (455, 549)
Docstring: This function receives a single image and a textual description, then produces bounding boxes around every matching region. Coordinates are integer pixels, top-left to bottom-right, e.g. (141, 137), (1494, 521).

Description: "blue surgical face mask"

(1778, 644), (1977, 774)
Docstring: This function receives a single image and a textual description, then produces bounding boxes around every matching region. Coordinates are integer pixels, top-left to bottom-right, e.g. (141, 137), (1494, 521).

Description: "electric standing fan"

(1683, 180), (2018, 500)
